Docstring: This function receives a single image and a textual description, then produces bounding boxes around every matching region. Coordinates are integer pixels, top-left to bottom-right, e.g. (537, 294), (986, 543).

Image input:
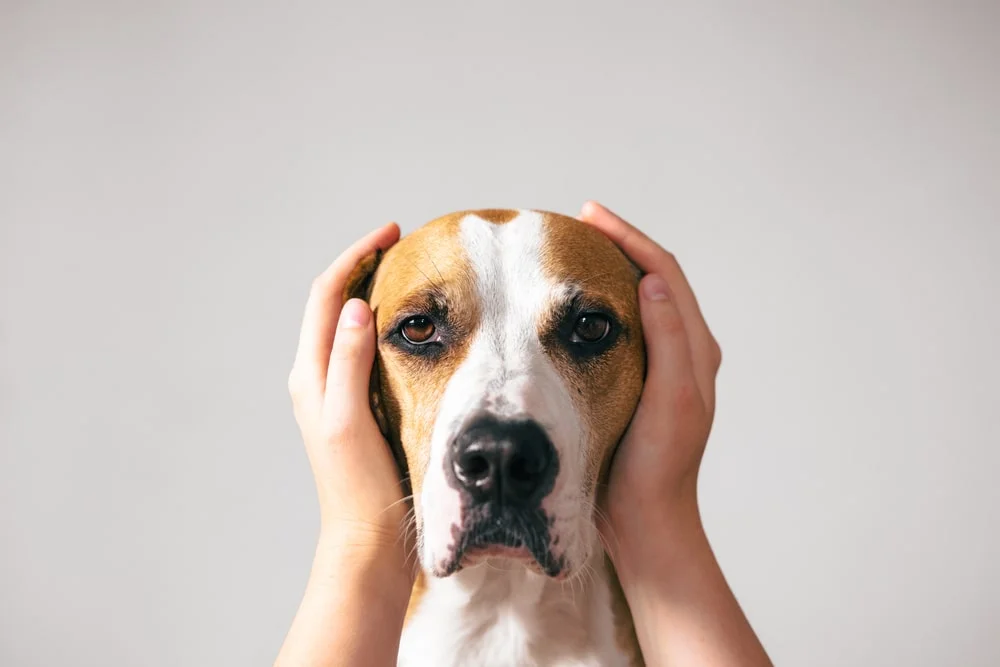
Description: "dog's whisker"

(402, 253), (442, 293)
(424, 248), (445, 286)
(377, 494), (415, 519)
(572, 269), (618, 289)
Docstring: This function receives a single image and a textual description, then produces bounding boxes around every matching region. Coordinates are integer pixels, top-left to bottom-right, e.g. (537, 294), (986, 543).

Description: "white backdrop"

(2, 2), (998, 665)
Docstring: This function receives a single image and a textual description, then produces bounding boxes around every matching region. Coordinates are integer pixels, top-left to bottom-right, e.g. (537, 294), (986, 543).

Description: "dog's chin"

(439, 545), (565, 579)
(428, 522), (566, 579)
(464, 545), (537, 570)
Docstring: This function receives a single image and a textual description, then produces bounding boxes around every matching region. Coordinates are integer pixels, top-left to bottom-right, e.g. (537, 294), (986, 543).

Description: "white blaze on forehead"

(419, 210), (588, 570)
(460, 211), (551, 371)
(453, 210), (577, 420)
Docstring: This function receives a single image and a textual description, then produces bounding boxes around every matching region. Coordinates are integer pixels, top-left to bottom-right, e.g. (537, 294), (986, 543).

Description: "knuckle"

(710, 337), (723, 369)
(659, 249), (678, 270)
(287, 370), (303, 397)
(287, 369), (318, 403)
(310, 271), (335, 295)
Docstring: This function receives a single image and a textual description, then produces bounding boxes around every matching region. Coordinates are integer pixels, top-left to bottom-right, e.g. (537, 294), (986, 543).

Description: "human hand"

(286, 222), (410, 563)
(278, 223), (415, 667)
(581, 202), (723, 573)
(581, 202), (772, 666)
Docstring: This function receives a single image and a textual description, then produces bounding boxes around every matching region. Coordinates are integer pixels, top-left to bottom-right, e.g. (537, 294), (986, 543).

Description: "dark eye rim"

(555, 300), (622, 361)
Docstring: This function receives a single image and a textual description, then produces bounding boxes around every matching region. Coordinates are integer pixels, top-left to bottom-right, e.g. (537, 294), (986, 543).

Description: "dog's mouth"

(439, 507), (564, 577)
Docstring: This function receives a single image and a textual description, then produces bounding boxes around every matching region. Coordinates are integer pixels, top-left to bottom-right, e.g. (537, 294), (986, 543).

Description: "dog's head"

(346, 209), (644, 579)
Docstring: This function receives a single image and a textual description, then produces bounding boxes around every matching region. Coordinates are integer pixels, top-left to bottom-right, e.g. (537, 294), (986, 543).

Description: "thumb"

(324, 298), (378, 423)
(635, 274), (701, 417)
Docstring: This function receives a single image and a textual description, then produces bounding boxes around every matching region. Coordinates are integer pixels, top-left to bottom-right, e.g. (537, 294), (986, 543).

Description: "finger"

(323, 298), (379, 424)
(580, 201), (708, 332)
(580, 201), (720, 410)
(633, 274), (703, 424)
(290, 223), (400, 395)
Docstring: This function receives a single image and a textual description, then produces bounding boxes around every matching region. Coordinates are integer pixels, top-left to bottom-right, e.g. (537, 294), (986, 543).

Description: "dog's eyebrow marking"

(394, 289), (448, 314)
(571, 269), (622, 289)
(378, 289), (450, 336)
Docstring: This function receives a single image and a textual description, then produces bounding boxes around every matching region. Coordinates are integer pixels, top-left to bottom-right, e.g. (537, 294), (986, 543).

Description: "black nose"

(449, 416), (557, 506)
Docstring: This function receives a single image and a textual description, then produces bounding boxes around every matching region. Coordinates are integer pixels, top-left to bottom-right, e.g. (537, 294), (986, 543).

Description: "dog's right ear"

(342, 248), (384, 303)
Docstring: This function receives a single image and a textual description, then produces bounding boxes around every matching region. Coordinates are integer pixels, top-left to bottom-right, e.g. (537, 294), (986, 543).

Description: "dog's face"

(351, 210), (644, 579)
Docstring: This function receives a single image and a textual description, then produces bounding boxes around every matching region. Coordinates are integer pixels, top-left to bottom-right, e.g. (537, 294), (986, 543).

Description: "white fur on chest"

(398, 552), (628, 667)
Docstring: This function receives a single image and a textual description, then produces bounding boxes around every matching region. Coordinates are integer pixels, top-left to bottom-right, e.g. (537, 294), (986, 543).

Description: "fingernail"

(339, 299), (370, 329)
(642, 274), (671, 301)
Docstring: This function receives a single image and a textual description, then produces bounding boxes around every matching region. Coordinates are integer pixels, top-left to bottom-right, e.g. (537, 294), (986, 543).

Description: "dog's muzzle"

(442, 414), (563, 576)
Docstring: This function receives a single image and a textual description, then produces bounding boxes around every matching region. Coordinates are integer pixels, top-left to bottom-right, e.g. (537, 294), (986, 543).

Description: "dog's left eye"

(571, 313), (611, 343)
(400, 316), (436, 344)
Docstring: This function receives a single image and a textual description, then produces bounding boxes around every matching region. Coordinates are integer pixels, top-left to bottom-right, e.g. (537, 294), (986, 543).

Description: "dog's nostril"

(460, 453), (491, 480)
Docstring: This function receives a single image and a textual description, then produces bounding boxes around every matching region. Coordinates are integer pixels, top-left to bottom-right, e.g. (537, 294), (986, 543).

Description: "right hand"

(286, 222), (410, 563)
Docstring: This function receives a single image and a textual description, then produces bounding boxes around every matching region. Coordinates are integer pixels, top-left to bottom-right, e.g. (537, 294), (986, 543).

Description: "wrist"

(613, 494), (708, 590)
(276, 523), (414, 667)
(314, 526), (416, 599)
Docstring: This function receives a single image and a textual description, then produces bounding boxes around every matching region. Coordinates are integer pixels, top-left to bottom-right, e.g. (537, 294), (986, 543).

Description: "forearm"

(275, 534), (412, 667)
(618, 503), (772, 667)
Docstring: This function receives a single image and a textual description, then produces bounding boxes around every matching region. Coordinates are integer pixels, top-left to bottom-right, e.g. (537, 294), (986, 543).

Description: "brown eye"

(401, 316), (436, 344)
(573, 313), (611, 343)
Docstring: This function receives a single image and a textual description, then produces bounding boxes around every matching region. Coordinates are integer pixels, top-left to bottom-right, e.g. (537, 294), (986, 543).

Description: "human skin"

(581, 201), (772, 667)
(274, 203), (772, 667)
(276, 222), (413, 667)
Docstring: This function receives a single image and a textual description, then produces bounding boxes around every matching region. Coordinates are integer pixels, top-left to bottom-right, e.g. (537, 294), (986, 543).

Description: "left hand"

(580, 202), (723, 574)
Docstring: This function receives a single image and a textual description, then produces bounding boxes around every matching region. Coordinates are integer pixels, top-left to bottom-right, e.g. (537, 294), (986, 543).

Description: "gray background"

(2, 1), (998, 665)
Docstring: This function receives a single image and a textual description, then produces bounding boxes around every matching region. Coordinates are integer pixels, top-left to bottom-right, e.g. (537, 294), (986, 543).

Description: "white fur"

(399, 549), (627, 667)
(400, 211), (627, 666)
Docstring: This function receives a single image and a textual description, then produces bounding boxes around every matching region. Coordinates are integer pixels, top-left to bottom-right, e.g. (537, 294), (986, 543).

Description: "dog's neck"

(398, 538), (635, 667)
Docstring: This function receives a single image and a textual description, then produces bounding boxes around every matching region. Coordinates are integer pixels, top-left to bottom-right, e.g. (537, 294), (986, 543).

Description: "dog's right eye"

(400, 316), (436, 344)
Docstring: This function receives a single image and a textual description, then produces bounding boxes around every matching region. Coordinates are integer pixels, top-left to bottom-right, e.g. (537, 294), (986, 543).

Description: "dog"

(344, 209), (646, 666)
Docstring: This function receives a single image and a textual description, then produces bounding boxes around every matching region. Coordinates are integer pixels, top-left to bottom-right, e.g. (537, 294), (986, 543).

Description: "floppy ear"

(342, 248), (384, 303)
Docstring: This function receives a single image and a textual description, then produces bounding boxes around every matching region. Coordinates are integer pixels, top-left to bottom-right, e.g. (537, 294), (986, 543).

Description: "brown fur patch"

(466, 208), (522, 224)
